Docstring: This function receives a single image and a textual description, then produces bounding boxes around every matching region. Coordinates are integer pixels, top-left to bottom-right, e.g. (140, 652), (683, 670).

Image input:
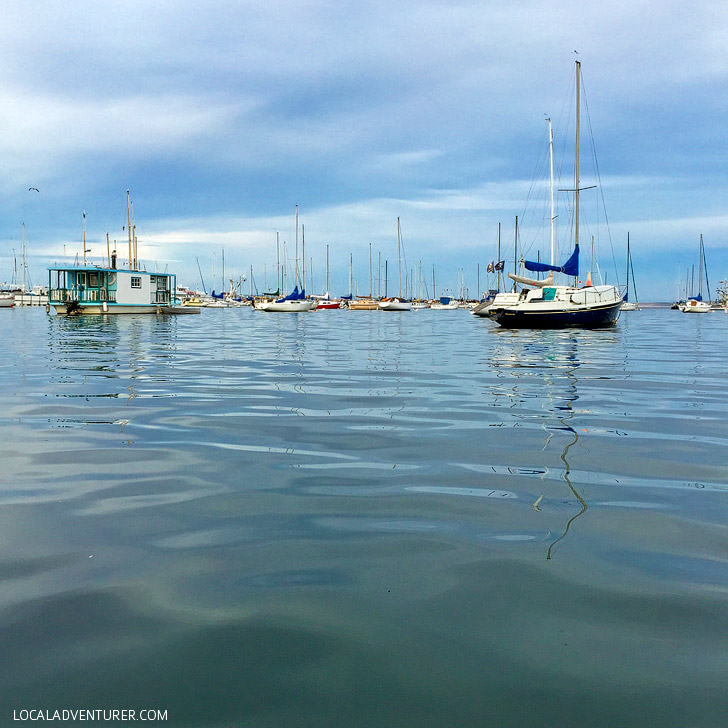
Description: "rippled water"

(1, 306), (727, 727)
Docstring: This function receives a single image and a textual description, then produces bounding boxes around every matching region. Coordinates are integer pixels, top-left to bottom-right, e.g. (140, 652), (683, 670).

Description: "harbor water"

(1, 306), (727, 727)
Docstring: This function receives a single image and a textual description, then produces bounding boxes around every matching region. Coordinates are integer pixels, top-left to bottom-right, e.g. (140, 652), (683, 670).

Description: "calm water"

(1, 306), (727, 727)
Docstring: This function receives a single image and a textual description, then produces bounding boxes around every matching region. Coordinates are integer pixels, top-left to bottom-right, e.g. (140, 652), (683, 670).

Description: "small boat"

(0, 293), (14, 308)
(679, 298), (710, 313)
(621, 233), (640, 310)
(430, 296), (459, 310)
(379, 296), (412, 311)
(379, 218), (412, 311)
(678, 234), (711, 313)
(348, 298), (379, 310)
(254, 285), (315, 312)
(411, 300), (429, 310)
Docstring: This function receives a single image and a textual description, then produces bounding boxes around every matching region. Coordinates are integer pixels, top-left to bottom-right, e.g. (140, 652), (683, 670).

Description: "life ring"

(108, 273), (116, 286)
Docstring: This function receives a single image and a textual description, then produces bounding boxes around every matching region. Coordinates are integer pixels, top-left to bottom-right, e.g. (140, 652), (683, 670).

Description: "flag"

(486, 261), (494, 273)
(494, 260), (505, 271)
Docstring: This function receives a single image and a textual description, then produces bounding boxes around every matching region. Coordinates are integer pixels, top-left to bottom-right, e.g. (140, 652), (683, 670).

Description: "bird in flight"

(29, 187), (39, 192)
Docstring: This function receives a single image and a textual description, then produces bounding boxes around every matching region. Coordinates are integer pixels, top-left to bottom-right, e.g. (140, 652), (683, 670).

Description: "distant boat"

(621, 233), (640, 311)
(0, 293), (14, 308)
(255, 206), (315, 312)
(678, 234), (711, 313)
(430, 296), (459, 310)
(379, 218), (411, 311)
(490, 62), (622, 329)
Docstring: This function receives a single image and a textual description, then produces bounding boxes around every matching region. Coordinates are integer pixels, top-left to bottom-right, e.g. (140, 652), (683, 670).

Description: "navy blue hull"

(492, 301), (621, 329)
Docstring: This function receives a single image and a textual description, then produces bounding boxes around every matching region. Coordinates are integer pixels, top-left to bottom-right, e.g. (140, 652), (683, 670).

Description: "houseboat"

(48, 266), (177, 314)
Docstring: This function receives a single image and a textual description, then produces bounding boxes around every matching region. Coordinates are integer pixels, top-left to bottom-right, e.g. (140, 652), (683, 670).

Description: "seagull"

(29, 187), (39, 192)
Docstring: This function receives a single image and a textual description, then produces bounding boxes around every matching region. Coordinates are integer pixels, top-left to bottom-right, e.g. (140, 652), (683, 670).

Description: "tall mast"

(276, 232), (280, 294)
(497, 222), (502, 290)
(326, 244), (330, 294)
(574, 59), (581, 284)
(698, 234), (703, 299)
(432, 263), (436, 300)
(397, 217), (402, 297)
(295, 205), (299, 286)
(369, 242), (373, 298)
(547, 116), (555, 266)
(126, 189), (133, 270)
(82, 212), (87, 267)
(626, 232), (630, 299)
(512, 215), (518, 292)
(302, 224), (307, 293)
(349, 253), (353, 297)
(21, 224), (27, 292)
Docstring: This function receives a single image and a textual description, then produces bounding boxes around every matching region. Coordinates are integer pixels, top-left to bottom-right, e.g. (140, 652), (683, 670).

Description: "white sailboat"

(620, 233), (640, 311)
(490, 62), (622, 329)
(255, 206), (315, 312)
(678, 234), (711, 313)
(379, 217), (412, 311)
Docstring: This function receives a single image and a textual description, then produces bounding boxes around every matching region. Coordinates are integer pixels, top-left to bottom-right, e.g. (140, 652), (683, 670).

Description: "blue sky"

(1, 0), (726, 300)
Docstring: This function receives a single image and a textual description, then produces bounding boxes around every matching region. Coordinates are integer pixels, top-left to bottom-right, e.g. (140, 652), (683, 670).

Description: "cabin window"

(89, 272), (99, 287)
(157, 277), (168, 290)
(78, 272), (87, 285)
(131, 277), (142, 289)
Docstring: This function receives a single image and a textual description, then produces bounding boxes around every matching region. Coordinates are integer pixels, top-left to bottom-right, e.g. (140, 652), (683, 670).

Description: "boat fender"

(102, 301), (108, 313)
(45, 304), (50, 314)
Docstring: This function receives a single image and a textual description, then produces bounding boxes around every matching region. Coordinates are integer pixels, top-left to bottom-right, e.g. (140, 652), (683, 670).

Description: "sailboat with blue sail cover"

(255, 206), (315, 312)
(490, 61), (622, 329)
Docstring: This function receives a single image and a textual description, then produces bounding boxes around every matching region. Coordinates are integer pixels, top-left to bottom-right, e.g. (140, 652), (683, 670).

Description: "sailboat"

(678, 234), (711, 313)
(255, 206), (315, 312)
(621, 233), (640, 311)
(490, 62), (622, 329)
(379, 218), (412, 311)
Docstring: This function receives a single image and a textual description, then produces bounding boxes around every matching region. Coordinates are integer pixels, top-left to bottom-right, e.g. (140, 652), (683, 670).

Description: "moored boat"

(491, 62), (622, 329)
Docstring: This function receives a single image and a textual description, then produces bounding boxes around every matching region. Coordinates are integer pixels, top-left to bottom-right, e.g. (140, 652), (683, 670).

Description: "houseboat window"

(89, 272), (99, 287)
(131, 277), (142, 288)
(157, 277), (168, 290)
(78, 272), (87, 285)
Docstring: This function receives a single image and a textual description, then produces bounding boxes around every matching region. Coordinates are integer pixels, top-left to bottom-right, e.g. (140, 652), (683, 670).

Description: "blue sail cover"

(524, 244), (579, 277)
(276, 285), (300, 302)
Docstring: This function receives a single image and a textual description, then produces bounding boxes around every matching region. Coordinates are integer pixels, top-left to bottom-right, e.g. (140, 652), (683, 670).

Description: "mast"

(349, 253), (353, 297)
(302, 223), (306, 293)
(698, 234), (704, 299)
(512, 215), (518, 292)
(126, 190), (133, 270)
(326, 244), (330, 295)
(21, 224), (27, 292)
(497, 222), (502, 291)
(369, 242), (373, 298)
(432, 263), (436, 300)
(547, 116), (555, 266)
(295, 205), (299, 286)
(106, 233), (111, 268)
(397, 217), (402, 297)
(574, 59), (581, 287)
(82, 212), (87, 267)
(276, 232), (280, 294)
(626, 232), (630, 301)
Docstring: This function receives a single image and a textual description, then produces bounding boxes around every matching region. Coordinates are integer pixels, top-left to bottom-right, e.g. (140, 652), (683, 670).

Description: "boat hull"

(0, 296), (14, 308)
(493, 300), (622, 329)
(255, 300), (315, 312)
(348, 300), (379, 310)
(52, 303), (175, 315)
(379, 299), (412, 311)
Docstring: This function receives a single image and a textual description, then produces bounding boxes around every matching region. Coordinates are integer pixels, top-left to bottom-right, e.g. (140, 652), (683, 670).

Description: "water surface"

(1, 306), (727, 727)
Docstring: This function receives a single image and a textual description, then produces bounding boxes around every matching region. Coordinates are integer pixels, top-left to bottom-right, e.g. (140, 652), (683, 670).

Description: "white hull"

(620, 301), (639, 311)
(255, 299), (315, 312)
(430, 302), (460, 310)
(379, 299), (412, 311)
(0, 295), (14, 308)
(52, 303), (178, 315)
(679, 300), (710, 313)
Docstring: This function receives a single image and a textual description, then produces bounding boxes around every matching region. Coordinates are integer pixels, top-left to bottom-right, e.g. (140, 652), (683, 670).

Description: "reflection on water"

(1, 308), (728, 727)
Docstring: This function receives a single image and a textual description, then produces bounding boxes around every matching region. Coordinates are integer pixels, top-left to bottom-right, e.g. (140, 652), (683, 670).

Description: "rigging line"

(581, 77), (621, 287)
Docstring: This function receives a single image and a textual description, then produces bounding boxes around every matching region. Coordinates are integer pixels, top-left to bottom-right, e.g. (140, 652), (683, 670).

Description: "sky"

(1, 0), (727, 301)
